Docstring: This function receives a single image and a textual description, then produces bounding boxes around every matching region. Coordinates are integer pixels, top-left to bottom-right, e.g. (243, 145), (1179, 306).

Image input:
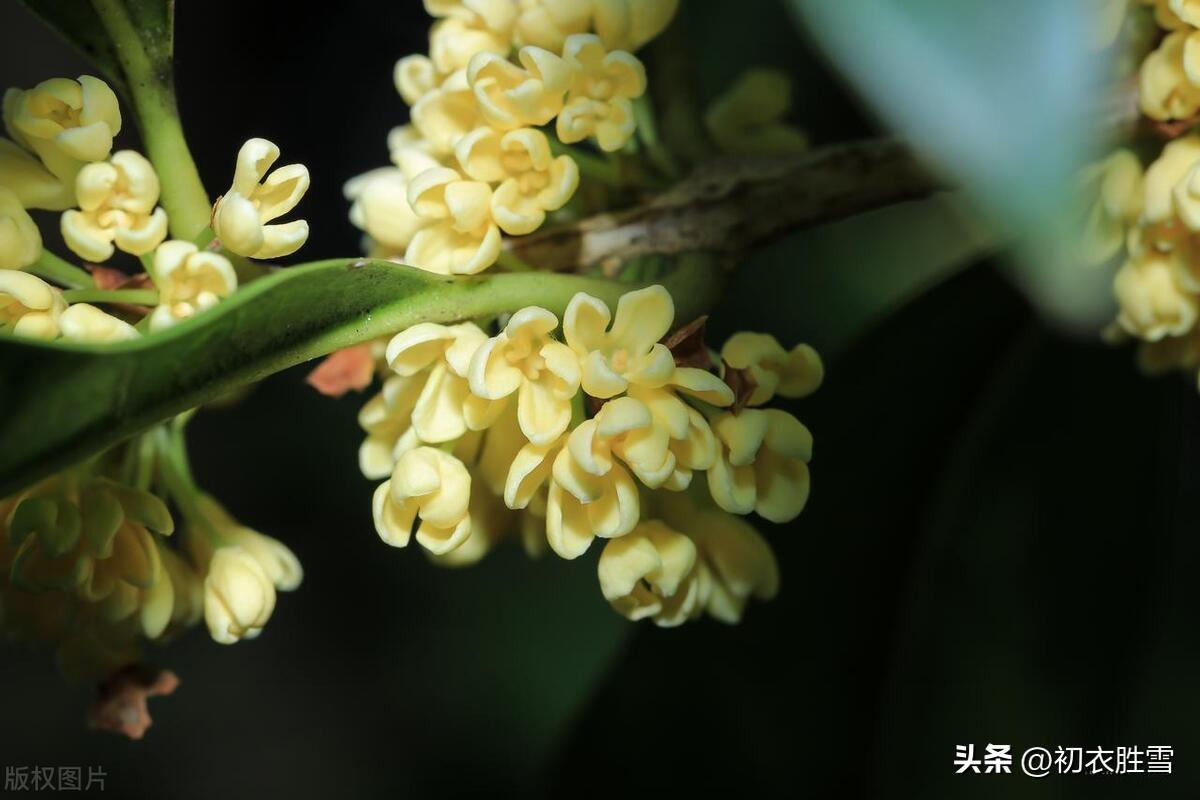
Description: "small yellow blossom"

(1144, 0), (1188, 29)
(426, 0), (517, 73)
(708, 408), (813, 523)
(597, 520), (701, 626)
(457, 127), (579, 234)
(395, 54), (441, 106)
(721, 332), (824, 406)
(0, 185), (42, 270)
(0, 271), (63, 339)
(0, 138), (72, 210)
(192, 496), (303, 593)
(1114, 249), (1200, 339)
(469, 306), (580, 444)
(556, 34), (647, 151)
(705, 69), (808, 156)
(406, 166), (501, 274)
(61, 150), (168, 263)
(3, 75), (121, 182)
(591, 0), (680, 52)
(563, 285), (677, 398)
(467, 48), (572, 130)
(413, 71), (483, 156)
(358, 374), (427, 479)
(628, 384), (720, 490)
(58, 303), (140, 343)
(514, 0), (593, 52)
(211, 138), (310, 260)
(568, 396), (675, 487)
(148, 240), (238, 332)
(203, 546), (276, 644)
(1077, 150), (1144, 266)
(1171, 0), (1200, 26)
(1140, 31), (1200, 122)
(345, 141), (440, 256)
(373, 446), (473, 554)
(386, 320), (498, 442)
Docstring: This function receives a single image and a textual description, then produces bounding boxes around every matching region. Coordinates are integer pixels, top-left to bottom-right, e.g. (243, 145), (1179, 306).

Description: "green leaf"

(789, 0), (1110, 330)
(0, 259), (717, 500)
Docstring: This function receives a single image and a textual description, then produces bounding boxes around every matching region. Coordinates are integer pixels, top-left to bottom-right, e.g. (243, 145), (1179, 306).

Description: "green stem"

(27, 251), (93, 290)
(496, 249), (536, 272)
(61, 288), (159, 306)
(90, 0), (211, 240)
(634, 96), (681, 180)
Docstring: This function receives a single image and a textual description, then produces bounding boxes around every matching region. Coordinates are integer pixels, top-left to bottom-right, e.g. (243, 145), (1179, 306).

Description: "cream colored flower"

(345, 137), (439, 256)
(705, 69), (808, 156)
(1171, 0), (1200, 26)
(563, 285), (677, 398)
(1143, 0), (1188, 29)
(426, 0), (517, 73)
(467, 49), (572, 131)
(147, 240), (237, 332)
(58, 303), (140, 343)
(546, 462), (639, 558)
(514, 0), (593, 51)
(192, 495), (303, 593)
(373, 446), (473, 554)
(61, 150), (168, 263)
(597, 520), (701, 625)
(412, 71), (482, 156)
(0, 271), (63, 339)
(570, 395), (675, 487)
(1077, 150), (1143, 266)
(386, 321), (496, 442)
(0, 138), (72, 210)
(203, 546), (276, 644)
(1114, 249), (1199, 340)
(708, 408), (813, 523)
(3, 75), (121, 182)
(504, 434), (564, 510)
(1140, 31), (1200, 122)
(469, 306), (580, 445)
(628, 384), (719, 490)
(0, 185), (42, 269)
(721, 332), (824, 406)
(1144, 136), (1200, 229)
(358, 374), (427, 479)
(591, 0), (680, 51)
(457, 127), (579, 235)
(557, 34), (647, 151)
(211, 138), (310, 260)
(395, 54), (441, 106)
(406, 166), (501, 275)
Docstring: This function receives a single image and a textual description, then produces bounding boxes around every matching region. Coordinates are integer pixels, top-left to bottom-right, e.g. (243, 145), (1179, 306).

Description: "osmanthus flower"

(405, 165), (502, 275)
(658, 494), (781, 624)
(556, 34), (647, 151)
(344, 139), (441, 257)
(211, 138), (310, 260)
(590, 0), (680, 52)
(513, 0), (593, 52)
(456, 126), (579, 234)
(708, 408), (814, 524)
(1172, 0), (1200, 28)
(721, 332), (825, 407)
(627, 382), (722, 490)
(1140, 31), (1200, 121)
(1144, 0), (1187, 30)
(147, 240), (238, 332)
(1113, 249), (1200, 340)
(0, 186), (42, 270)
(373, 446), (474, 555)
(425, 0), (517, 74)
(385, 321), (498, 442)
(1076, 150), (1144, 267)
(0, 139), (72, 211)
(3, 75), (121, 182)
(705, 69), (808, 157)
(358, 374), (427, 480)
(0, 271), (64, 339)
(413, 71), (484, 156)
(563, 285), (677, 398)
(468, 305), (581, 444)
(61, 150), (169, 263)
(396, 54), (441, 106)
(467, 48), (572, 131)
(596, 520), (703, 626)
(568, 396), (676, 487)
(58, 303), (140, 343)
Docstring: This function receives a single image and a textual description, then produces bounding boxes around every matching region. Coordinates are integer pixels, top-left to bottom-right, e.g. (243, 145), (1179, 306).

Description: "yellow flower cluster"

(0, 461), (302, 682)
(346, 0), (679, 275)
(1135, 0), (1200, 120)
(363, 284), (822, 625)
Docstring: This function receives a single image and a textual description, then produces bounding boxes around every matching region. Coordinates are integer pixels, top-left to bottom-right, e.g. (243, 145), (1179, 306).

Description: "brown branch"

(508, 139), (937, 272)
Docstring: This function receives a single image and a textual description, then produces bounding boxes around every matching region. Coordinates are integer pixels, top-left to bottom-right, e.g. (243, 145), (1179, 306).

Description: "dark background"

(2, 2), (1199, 798)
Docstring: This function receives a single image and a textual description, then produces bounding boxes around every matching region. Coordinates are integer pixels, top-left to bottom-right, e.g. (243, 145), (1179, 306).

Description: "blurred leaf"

(18, 0), (124, 88)
(790, 0), (1110, 330)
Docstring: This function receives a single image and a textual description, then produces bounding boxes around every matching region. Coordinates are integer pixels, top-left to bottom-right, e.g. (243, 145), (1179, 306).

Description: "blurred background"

(2, 1), (1198, 798)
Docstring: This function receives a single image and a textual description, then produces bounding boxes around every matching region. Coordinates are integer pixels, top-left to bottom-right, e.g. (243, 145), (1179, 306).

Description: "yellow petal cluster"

(61, 150), (168, 263)
(0, 186), (42, 270)
(0, 270), (64, 339)
(3, 76), (121, 183)
(1134, 2), (1200, 120)
(148, 241), (238, 332)
(1077, 150), (1144, 267)
(212, 138), (310, 260)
